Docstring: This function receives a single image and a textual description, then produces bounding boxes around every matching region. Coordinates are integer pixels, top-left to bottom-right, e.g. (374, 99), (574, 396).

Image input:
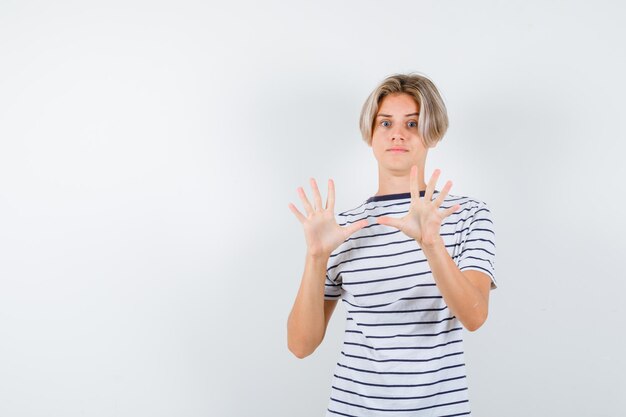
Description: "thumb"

(442, 204), (461, 219)
(345, 219), (368, 237)
(377, 216), (401, 229)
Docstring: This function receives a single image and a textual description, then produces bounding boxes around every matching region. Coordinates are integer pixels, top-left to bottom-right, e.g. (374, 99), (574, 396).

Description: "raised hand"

(376, 166), (461, 247)
(289, 178), (368, 258)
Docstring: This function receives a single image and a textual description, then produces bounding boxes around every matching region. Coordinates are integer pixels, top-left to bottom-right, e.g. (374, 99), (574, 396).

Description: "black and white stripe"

(323, 191), (496, 416)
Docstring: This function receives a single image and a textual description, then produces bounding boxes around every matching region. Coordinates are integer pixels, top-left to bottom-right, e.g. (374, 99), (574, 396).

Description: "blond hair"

(359, 73), (449, 147)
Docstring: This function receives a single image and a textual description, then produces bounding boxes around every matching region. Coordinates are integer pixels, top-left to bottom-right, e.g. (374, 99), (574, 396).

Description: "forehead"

(377, 92), (419, 115)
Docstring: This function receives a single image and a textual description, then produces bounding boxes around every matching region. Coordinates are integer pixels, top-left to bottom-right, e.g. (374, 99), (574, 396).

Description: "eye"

(407, 120), (417, 128)
(381, 120), (391, 127)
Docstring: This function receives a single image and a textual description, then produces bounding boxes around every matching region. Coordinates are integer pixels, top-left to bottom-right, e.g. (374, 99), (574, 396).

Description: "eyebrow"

(376, 112), (420, 118)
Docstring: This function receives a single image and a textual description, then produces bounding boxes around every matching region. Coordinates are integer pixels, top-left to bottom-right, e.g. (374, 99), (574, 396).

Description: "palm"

(289, 178), (368, 258)
(397, 202), (448, 244)
(301, 209), (348, 256)
(377, 167), (461, 247)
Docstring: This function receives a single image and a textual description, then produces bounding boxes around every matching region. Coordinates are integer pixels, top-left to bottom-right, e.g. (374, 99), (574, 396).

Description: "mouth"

(387, 148), (409, 153)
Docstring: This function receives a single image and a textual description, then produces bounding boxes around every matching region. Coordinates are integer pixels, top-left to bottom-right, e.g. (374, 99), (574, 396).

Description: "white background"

(1, 1), (625, 416)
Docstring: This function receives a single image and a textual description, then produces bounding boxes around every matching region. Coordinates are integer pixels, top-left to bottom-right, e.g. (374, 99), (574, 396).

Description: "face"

(369, 92), (430, 175)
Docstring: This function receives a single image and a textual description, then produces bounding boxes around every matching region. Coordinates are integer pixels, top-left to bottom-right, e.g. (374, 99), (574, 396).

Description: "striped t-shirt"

(324, 190), (497, 417)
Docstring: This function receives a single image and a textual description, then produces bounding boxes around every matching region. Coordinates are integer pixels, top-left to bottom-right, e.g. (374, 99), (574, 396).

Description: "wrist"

(419, 236), (445, 251)
(305, 250), (331, 262)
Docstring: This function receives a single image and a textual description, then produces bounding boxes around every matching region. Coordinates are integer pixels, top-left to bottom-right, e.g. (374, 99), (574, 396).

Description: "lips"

(387, 147), (408, 152)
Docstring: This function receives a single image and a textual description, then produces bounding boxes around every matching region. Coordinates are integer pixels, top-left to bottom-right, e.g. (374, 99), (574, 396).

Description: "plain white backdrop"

(1, 1), (625, 416)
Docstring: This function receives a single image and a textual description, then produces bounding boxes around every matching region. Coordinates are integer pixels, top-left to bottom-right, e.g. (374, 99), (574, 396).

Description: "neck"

(375, 165), (427, 196)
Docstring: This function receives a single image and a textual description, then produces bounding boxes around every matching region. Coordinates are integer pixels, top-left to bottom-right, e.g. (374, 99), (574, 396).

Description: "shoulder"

(338, 200), (368, 217)
(443, 191), (490, 214)
(335, 199), (371, 226)
(444, 194), (496, 243)
(443, 193), (495, 234)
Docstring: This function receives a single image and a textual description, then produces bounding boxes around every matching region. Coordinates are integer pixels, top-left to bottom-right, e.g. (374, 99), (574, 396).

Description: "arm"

(286, 178), (366, 359)
(421, 241), (492, 331)
(287, 253), (338, 358)
(377, 166), (494, 331)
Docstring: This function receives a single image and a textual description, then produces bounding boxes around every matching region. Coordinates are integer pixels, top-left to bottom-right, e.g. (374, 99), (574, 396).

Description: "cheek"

(371, 132), (384, 148)
(368, 137), (377, 150)
(371, 141), (386, 160)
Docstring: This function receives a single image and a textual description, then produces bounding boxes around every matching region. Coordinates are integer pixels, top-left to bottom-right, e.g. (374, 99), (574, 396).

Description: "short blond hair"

(359, 73), (449, 147)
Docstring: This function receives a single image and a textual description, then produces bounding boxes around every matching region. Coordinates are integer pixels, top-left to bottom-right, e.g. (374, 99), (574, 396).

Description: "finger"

(376, 216), (402, 229)
(326, 179), (335, 211)
(310, 178), (323, 211)
(409, 165), (419, 202)
(297, 187), (314, 215)
(441, 203), (461, 219)
(434, 180), (453, 207)
(344, 219), (368, 237)
(425, 169), (440, 202)
(288, 202), (306, 223)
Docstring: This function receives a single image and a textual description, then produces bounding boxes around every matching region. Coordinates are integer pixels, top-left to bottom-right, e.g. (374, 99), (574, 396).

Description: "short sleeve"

(458, 201), (497, 289)
(324, 272), (342, 300)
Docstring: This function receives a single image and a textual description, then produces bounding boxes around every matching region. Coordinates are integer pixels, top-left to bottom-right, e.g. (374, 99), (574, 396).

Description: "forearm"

(421, 238), (488, 331)
(287, 252), (329, 358)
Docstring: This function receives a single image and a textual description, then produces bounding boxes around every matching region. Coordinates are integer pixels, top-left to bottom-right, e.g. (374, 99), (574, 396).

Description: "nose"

(390, 125), (406, 142)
